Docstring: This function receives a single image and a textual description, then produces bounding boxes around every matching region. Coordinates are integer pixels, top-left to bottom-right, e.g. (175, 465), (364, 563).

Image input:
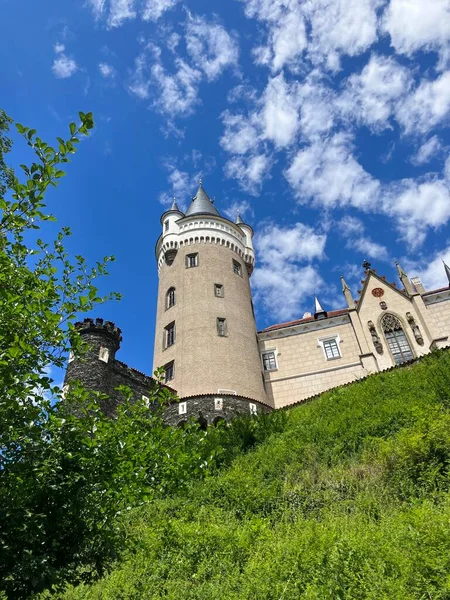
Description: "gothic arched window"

(381, 314), (414, 365)
(166, 287), (176, 309)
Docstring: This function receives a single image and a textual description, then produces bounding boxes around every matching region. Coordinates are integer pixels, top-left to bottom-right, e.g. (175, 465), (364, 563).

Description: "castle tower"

(64, 317), (122, 415)
(153, 182), (267, 403)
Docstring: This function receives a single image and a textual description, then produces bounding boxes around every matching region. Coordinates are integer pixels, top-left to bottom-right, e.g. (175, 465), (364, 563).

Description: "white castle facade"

(153, 181), (450, 421)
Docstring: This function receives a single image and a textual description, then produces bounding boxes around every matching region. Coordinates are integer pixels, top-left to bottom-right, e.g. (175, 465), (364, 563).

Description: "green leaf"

(69, 122), (76, 136)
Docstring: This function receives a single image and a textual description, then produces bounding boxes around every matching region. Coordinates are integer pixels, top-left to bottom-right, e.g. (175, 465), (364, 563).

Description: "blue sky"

(2, 0), (450, 374)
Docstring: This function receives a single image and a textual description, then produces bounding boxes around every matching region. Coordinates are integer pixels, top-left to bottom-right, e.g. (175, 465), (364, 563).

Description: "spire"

(314, 295), (327, 320)
(170, 197), (180, 212)
(185, 180), (220, 217)
(340, 276), (355, 309)
(443, 260), (450, 285)
(236, 212), (244, 225)
(395, 261), (413, 295)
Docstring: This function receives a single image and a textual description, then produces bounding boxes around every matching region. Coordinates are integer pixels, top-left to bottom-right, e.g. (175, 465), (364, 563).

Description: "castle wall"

(424, 294), (450, 344)
(153, 241), (267, 402)
(164, 394), (271, 427)
(259, 319), (364, 409)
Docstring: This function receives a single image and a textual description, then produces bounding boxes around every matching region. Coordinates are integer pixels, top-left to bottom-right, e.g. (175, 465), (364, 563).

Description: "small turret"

(64, 318), (122, 409)
(160, 199), (184, 266)
(314, 295), (327, 320)
(235, 212), (255, 276)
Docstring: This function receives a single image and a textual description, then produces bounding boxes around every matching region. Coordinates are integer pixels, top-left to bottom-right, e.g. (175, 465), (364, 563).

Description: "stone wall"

(164, 393), (272, 427)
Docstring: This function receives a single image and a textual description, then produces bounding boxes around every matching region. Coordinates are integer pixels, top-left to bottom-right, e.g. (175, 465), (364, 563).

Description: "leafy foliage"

(57, 350), (450, 600)
(0, 111), (124, 598)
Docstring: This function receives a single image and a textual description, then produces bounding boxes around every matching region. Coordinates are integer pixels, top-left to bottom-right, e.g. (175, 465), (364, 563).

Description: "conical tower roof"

(185, 181), (220, 217)
(314, 295), (327, 320)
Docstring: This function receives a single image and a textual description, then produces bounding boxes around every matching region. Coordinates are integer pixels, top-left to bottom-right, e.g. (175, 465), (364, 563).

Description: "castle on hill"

(65, 181), (450, 425)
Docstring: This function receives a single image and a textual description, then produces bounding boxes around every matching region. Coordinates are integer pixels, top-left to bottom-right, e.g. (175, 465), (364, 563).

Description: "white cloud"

(224, 153), (273, 194)
(107, 0), (136, 27)
(220, 112), (260, 155)
(142, 0), (180, 21)
(285, 133), (380, 209)
(396, 71), (450, 134)
(151, 59), (202, 116)
(98, 62), (116, 78)
(382, 0), (450, 65)
(223, 199), (254, 221)
(339, 54), (412, 131)
(338, 216), (389, 260)
(383, 175), (450, 248)
(415, 246), (450, 290)
(297, 73), (336, 140)
(128, 46), (202, 116)
(86, 0), (180, 26)
(185, 16), (239, 80)
(260, 73), (301, 147)
(253, 8), (307, 71)
(241, 0), (380, 71)
(411, 135), (442, 165)
(253, 222), (327, 321)
(54, 43), (65, 53)
(52, 54), (78, 79)
(303, 0), (381, 70)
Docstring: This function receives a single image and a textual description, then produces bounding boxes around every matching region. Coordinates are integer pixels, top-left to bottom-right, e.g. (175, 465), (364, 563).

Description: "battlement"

(74, 317), (123, 345)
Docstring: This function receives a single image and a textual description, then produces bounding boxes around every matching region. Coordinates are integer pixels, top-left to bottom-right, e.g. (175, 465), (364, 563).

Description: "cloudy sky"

(2, 0), (450, 373)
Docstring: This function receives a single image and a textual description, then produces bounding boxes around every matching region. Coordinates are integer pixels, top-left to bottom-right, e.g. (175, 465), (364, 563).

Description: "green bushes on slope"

(51, 350), (450, 598)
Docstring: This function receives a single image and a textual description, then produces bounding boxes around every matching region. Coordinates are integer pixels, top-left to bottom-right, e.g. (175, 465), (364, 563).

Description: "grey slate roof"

(185, 182), (220, 217)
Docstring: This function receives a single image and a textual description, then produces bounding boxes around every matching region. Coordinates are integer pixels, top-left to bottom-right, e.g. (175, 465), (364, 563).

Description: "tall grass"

(49, 350), (450, 599)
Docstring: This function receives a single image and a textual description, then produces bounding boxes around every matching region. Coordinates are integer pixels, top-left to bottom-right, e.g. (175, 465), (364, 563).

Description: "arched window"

(166, 287), (175, 309)
(381, 314), (414, 365)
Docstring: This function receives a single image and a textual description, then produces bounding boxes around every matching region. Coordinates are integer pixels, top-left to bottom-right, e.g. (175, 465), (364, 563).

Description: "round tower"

(153, 182), (267, 405)
(64, 317), (122, 415)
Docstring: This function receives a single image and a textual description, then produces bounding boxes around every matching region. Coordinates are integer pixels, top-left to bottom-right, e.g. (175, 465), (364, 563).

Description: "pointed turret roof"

(236, 212), (244, 224)
(314, 295), (327, 320)
(185, 181), (220, 217)
(443, 260), (450, 285)
(170, 198), (180, 212)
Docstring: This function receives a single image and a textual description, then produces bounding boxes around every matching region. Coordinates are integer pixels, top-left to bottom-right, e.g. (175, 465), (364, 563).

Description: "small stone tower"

(64, 318), (122, 415)
(153, 182), (267, 403)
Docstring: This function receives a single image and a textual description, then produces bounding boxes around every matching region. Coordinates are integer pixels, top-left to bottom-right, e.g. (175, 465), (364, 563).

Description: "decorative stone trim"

(259, 314), (351, 340)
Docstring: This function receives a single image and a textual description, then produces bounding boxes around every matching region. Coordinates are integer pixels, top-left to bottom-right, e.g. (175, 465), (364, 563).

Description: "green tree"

(0, 110), (129, 597)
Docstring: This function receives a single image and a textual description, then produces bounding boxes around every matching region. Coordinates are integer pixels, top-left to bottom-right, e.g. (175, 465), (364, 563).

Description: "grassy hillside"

(56, 350), (450, 599)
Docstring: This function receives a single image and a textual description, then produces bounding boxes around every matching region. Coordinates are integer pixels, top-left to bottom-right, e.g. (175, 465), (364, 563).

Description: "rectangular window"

(164, 220), (169, 231)
(142, 394), (150, 407)
(214, 283), (224, 297)
(165, 322), (175, 348)
(186, 253), (199, 268)
(249, 403), (257, 415)
(233, 259), (242, 276)
(214, 398), (223, 410)
(262, 350), (277, 371)
(217, 317), (227, 337)
(99, 347), (109, 363)
(323, 338), (340, 360)
(164, 361), (175, 382)
(178, 401), (187, 415)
